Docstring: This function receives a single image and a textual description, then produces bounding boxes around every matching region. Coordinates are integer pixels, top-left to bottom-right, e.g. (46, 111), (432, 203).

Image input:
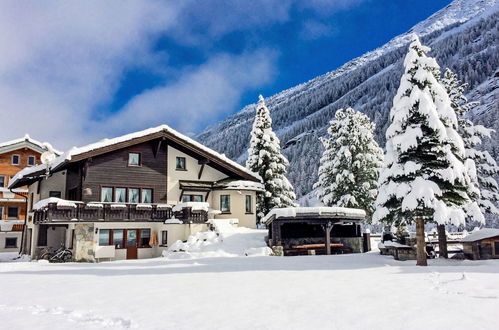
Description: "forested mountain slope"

(197, 0), (499, 198)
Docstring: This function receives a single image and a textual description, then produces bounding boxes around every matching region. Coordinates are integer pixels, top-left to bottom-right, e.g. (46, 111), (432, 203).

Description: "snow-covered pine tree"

(246, 95), (296, 221)
(373, 36), (479, 266)
(313, 107), (383, 219)
(441, 68), (499, 223)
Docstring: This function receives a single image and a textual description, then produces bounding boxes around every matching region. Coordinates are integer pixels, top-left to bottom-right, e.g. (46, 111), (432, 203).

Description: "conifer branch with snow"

(441, 68), (499, 220)
(314, 107), (383, 220)
(246, 95), (296, 221)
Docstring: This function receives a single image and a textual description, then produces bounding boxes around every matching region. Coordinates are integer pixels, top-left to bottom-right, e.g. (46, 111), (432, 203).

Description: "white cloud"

(0, 1), (180, 148)
(299, 21), (335, 40)
(0, 0), (364, 150)
(100, 49), (277, 136)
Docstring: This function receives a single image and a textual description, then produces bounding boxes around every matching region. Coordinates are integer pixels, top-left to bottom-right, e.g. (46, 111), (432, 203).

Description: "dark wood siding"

(80, 140), (167, 203)
(65, 164), (82, 201)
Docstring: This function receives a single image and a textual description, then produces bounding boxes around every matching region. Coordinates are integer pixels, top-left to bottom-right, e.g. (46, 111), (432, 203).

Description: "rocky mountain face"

(197, 0), (499, 199)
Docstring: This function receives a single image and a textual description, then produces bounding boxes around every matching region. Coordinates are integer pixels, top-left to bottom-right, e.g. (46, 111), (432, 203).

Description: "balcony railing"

(33, 202), (208, 224)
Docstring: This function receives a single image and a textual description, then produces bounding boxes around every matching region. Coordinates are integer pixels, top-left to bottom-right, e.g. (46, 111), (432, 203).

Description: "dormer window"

(28, 156), (36, 166)
(176, 157), (186, 170)
(12, 155), (20, 165)
(128, 153), (141, 166)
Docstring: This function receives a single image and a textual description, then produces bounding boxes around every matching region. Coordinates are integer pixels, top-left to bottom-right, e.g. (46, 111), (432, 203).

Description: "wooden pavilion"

(263, 207), (368, 256)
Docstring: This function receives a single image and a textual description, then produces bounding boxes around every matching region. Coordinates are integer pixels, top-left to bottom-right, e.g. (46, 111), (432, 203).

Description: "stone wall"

(74, 223), (95, 262)
(332, 237), (363, 253)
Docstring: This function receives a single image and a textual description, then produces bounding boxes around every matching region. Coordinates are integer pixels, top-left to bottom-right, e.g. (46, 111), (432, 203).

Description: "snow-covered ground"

(1, 233), (498, 330)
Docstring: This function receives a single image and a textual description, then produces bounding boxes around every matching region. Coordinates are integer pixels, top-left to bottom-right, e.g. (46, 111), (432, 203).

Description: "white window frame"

(11, 154), (20, 165)
(28, 155), (36, 166)
(0, 175), (5, 188)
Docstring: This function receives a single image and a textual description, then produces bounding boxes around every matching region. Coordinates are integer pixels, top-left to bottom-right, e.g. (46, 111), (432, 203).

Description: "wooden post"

(325, 222), (333, 255)
(416, 217), (427, 266)
(437, 224), (448, 258)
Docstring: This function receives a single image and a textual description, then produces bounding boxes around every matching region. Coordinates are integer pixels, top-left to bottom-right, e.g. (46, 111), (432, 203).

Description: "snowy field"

(1, 233), (499, 330)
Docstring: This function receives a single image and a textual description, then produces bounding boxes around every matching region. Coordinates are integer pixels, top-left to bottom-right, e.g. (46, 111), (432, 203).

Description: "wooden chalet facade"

(9, 125), (263, 261)
(0, 135), (56, 253)
(461, 229), (499, 260)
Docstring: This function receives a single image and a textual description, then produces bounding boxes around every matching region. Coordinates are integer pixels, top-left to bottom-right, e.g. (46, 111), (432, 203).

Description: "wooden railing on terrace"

(33, 202), (208, 224)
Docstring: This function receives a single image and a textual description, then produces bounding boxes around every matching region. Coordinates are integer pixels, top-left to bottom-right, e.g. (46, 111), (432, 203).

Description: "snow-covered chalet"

(9, 125), (263, 261)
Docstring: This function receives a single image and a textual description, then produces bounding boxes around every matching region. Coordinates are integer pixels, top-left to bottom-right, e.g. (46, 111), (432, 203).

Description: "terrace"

(32, 199), (209, 224)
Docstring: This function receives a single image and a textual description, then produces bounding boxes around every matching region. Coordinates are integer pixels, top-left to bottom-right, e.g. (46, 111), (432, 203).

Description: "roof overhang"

(55, 127), (260, 182)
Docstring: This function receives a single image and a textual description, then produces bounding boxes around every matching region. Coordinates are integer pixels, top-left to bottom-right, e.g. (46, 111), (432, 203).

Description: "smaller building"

(462, 228), (499, 260)
(263, 207), (367, 256)
(0, 135), (59, 253)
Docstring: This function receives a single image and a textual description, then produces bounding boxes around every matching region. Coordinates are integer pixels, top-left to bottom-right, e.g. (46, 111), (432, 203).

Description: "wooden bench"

(285, 243), (352, 256)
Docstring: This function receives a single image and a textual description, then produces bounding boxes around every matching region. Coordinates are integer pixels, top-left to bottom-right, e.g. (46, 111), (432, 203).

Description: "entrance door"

(126, 229), (138, 259)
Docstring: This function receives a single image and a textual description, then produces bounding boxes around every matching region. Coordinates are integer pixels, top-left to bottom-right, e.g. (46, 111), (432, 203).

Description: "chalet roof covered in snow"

(262, 207), (366, 225)
(461, 228), (499, 242)
(9, 125), (261, 189)
(0, 134), (61, 155)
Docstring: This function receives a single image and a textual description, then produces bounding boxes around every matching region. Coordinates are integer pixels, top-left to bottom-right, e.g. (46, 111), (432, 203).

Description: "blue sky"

(0, 0), (452, 149)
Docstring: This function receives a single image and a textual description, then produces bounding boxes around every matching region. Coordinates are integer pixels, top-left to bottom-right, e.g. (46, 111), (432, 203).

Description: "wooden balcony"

(33, 202), (208, 224)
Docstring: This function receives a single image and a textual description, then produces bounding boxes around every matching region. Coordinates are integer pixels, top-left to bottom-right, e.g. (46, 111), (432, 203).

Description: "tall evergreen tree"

(441, 68), (499, 221)
(246, 95), (296, 220)
(373, 36), (479, 266)
(314, 107), (383, 219)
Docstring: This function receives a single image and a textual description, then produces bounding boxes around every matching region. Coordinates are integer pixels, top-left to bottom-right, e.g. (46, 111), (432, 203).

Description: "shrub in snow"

(246, 95), (296, 221)
(373, 36), (481, 265)
(441, 68), (499, 222)
(313, 107), (383, 220)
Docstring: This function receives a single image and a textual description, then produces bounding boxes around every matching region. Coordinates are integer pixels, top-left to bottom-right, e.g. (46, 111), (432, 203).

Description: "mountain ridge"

(197, 0), (499, 200)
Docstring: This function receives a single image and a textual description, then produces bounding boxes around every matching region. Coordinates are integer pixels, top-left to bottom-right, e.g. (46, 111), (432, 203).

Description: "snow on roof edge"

(461, 228), (499, 242)
(262, 207), (366, 224)
(10, 125), (261, 187)
(0, 134), (62, 155)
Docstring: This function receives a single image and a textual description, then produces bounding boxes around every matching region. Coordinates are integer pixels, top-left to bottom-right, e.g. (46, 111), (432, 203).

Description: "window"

(0, 206), (3, 220)
(12, 154), (20, 165)
(161, 230), (168, 246)
(101, 187), (113, 202)
(115, 188), (127, 203)
(182, 194), (203, 202)
(220, 195), (230, 213)
(141, 189), (152, 203)
(0, 175), (4, 188)
(113, 230), (124, 248)
(128, 188), (140, 203)
(5, 237), (17, 248)
(245, 195), (252, 213)
(99, 229), (111, 245)
(176, 157), (186, 170)
(7, 206), (18, 219)
(140, 229), (151, 248)
(49, 191), (62, 198)
(128, 153), (141, 166)
(28, 156), (36, 166)
(495, 242), (499, 256)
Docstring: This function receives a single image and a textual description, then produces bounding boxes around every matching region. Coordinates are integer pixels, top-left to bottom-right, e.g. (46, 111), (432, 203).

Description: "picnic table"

(285, 243), (351, 256)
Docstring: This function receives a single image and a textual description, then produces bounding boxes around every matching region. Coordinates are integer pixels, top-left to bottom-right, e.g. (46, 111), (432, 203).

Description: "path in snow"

(163, 219), (272, 259)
